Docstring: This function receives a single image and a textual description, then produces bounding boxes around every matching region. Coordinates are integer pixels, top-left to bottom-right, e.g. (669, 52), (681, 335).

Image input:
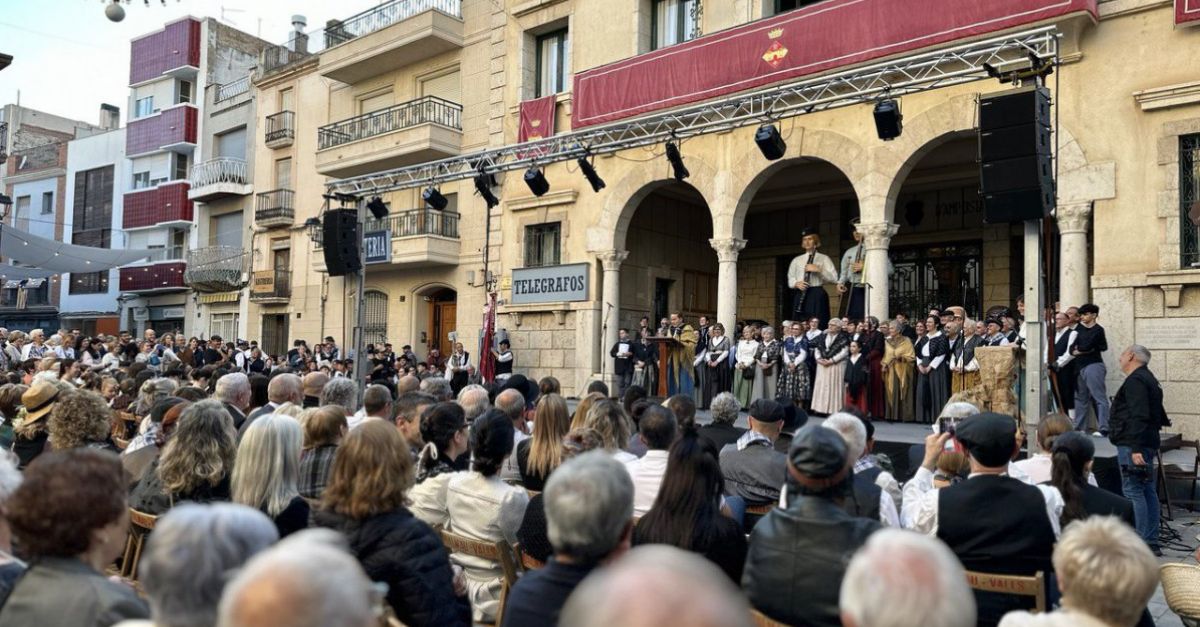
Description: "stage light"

(754, 124), (787, 160)
(474, 173), (500, 209)
(665, 141), (689, 181)
(422, 187), (448, 210)
(366, 196), (389, 220)
(873, 99), (903, 141)
(524, 167), (550, 197)
(577, 156), (606, 192)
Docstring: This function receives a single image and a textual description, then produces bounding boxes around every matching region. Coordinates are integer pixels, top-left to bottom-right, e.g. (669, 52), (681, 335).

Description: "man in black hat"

(787, 229), (839, 328)
(982, 318), (1010, 347)
(902, 412), (1062, 627)
(719, 399), (787, 506)
(743, 425), (881, 627)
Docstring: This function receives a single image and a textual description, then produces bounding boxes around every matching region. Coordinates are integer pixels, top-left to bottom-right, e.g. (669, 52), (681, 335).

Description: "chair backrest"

(438, 528), (520, 587)
(512, 543), (545, 571)
(120, 508), (158, 580)
(964, 570), (1047, 613)
(746, 503), (776, 516)
(750, 608), (790, 627)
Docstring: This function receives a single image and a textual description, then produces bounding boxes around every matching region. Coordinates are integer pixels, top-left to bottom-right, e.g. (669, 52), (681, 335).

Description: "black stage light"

(366, 196), (389, 220)
(474, 173), (500, 209)
(577, 156), (606, 192)
(665, 141), (690, 181)
(524, 167), (550, 197)
(422, 187), (448, 210)
(754, 123), (787, 160)
(873, 99), (903, 141)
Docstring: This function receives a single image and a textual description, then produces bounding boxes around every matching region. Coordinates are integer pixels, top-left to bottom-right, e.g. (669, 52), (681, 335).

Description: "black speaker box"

(980, 123), (1051, 162)
(981, 154), (1053, 194)
(978, 86), (1054, 224)
(979, 88), (1050, 131)
(323, 209), (361, 276)
(982, 187), (1054, 224)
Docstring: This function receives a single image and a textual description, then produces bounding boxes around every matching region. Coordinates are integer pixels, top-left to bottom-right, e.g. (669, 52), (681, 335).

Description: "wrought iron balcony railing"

(313, 207), (459, 246)
(318, 96), (461, 150)
(190, 158), (248, 188)
(184, 245), (249, 292)
(214, 76), (251, 104)
(324, 0), (462, 48)
(255, 189), (295, 224)
(265, 111), (295, 145)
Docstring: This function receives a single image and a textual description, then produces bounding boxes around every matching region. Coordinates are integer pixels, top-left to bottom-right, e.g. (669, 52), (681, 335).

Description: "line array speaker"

(322, 209), (361, 276)
(979, 87), (1054, 223)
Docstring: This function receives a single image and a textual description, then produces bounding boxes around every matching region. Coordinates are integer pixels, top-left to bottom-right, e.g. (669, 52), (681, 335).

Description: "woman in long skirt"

(843, 340), (869, 414)
(633, 335), (657, 394)
(916, 317), (951, 423)
(698, 323), (731, 409)
(751, 326), (782, 403)
(732, 325), (759, 408)
(950, 320), (983, 394)
(802, 317), (822, 406)
(811, 319), (850, 415)
(861, 317), (886, 419)
(777, 321), (810, 406)
(881, 322), (916, 423)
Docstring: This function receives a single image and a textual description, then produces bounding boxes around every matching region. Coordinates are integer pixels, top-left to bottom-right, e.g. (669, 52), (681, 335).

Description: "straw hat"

(1160, 563), (1200, 620)
(20, 379), (61, 424)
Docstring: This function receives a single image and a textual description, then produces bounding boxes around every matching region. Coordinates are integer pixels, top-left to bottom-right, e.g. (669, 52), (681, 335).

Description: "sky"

(0, 0), (386, 124)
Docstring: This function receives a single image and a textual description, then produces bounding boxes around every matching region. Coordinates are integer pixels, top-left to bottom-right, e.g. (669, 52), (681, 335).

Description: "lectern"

(643, 336), (682, 398)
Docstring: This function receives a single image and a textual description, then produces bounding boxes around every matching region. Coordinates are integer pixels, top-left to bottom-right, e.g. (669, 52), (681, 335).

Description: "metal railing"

(265, 111), (295, 144)
(0, 122), (7, 164)
(251, 269), (292, 300)
(255, 189), (295, 222)
(318, 96), (461, 150)
(184, 245), (249, 291)
(190, 158), (248, 188)
(324, 0), (462, 48)
(315, 208), (459, 246)
(214, 76), (251, 103)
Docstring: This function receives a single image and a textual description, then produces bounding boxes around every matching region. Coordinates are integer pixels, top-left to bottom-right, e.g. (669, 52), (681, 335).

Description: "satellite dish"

(105, 2), (126, 22)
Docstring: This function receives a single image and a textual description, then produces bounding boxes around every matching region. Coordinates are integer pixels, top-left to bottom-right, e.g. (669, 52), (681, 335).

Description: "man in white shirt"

(787, 228), (839, 328)
(350, 384), (393, 430)
(624, 405), (677, 516)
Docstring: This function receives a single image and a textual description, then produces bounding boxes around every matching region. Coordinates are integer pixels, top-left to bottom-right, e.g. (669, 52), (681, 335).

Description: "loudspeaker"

(754, 124), (787, 160)
(322, 209), (361, 276)
(979, 86), (1054, 223)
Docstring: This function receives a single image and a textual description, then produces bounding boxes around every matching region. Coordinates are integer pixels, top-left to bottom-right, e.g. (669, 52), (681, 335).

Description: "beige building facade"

(249, 0), (1200, 437)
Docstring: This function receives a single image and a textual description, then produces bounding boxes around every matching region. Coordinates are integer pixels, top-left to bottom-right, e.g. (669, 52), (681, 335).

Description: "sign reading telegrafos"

(510, 263), (589, 304)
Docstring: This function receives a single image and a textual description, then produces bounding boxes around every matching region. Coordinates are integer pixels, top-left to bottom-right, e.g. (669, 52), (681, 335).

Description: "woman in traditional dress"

(881, 322), (916, 423)
(916, 317), (951, 423)
(751, 326), (781, 403)
(810, 319), (850, 415)
(860, 317), (886, 419)
(777, 321), (810, 407)
(698, 324), (731, 409)
(843, 339), (869, 414)
(950, 319), (983, 395)
(731, 325), (759, 408)
(802, 317), (822, 407)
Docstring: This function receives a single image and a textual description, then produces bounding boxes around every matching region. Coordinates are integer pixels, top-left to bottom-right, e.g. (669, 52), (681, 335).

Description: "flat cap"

(749, 399), (784, 423)
(786, 425), (850, 490)
(954, 412), (1017, 467)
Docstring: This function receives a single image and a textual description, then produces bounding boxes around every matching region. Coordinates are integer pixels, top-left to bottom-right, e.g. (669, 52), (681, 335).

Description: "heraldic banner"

(519, 95), (557, 144)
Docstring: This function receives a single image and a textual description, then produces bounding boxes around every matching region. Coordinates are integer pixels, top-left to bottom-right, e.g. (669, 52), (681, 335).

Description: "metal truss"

(327, 26), (1059, 196)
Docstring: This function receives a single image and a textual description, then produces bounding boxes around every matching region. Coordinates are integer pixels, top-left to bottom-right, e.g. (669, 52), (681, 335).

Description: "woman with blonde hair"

(518, 394), (571, 491)
(313, 420), (469, 627)
(298, 406), (347, 500)
(233, 414), (308, 537)
(569, 392), (604, 431)
(583, 398), (635, 463)
(130, 400), (236, 515)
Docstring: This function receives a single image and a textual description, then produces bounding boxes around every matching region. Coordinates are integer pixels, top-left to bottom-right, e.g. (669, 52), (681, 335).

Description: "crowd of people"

(0, 316), (1181, 627)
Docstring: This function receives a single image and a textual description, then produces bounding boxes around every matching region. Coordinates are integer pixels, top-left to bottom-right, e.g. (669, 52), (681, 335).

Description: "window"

(135, 96), (154, 118)
(359, 90), (394, 115)
(73, 166), (113, 283)
(524, 222), (561, 267)
(363, 290), (388, 346)
(173, 153), (189, 181)
(13, 196), (30, 232)
(773, 0), (828, 14)
(1182, 134), (1200, 268)
(211, 211), (244, 248)
(177, 80), (193, 105)
(216, 127), (247, 160)
(652, 0), (699, 49)
(167, 228), (187, 260)
(210, 313), (239, 341)
(536, 29), (570, 98)
(133, 172), (150, 189)
(279, 88), (294, 112)
(69, 271), (109, 295)
(40, 191), (53, 215)
(275, 157), (292, 189)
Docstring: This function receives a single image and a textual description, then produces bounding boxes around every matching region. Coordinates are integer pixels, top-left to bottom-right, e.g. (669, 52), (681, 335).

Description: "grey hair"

(938, 401), (980, 421)
(495, 388), (525, 420)
(560, 545), (752, 627)
(142, 503), (279, 627)
(232, 414), (302, 518)
(217, 529), (374, 627)
(840, 529), (975, 627)
(319, 378), (359, 415)
(760, 326), (776, 337)
(709, 392), (740, 425)
(822, 412), (867, 461)
(136, 377), (180, 416)
(544, 451), (633, 563)
(456, 384), (491, 422)
(1127, 344), (1152, 365)
(215, 373), (251, 405)
(419, 377), (452, 401)
(362, 385), (393, 417)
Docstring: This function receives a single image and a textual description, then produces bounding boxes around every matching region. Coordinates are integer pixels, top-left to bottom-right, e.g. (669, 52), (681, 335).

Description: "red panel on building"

(125, 106), (197, 156)
(120, 263), (187, 292)
(573, 0), (1097, 128)
(123, 182), (193, 230)
(1179, 0), (1200, 26)
(129, 18), (201, 85)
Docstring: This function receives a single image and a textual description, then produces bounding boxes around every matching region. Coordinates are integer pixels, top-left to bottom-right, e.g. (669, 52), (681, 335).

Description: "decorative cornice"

(1132, 80), (1200, 112)
(858, 222), (899, 250)
(597, 249), (629, 272)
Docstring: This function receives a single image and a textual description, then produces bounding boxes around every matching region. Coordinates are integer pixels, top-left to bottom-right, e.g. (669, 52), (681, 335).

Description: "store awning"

(0, 224), (158, 272)
(198, 291), (241, 304)
(0, 264), (59, 281)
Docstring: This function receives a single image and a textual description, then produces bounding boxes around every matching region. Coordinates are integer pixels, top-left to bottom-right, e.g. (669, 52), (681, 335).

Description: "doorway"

(261, 313), (289, 359)
(889, 241), (983, 320)
(653, 278), (673, 325)
(414, 287), (457, 358)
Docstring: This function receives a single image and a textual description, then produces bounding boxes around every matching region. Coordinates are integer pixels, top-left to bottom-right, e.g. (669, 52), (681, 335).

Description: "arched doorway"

(412, 285), (457, 359)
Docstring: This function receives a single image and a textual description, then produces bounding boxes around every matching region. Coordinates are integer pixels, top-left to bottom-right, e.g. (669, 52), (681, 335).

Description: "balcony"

(212, 76), (252, 111)
(120, 262), (187, 293)
(188, 158), (251, 201)
(123, 181), (193, 230)
(250, 269), (291, 304)
(129, 18), (200, 86)
(126, 105), (198, 157)
(315, 208), (460, 268)
(0, 122), (7, 164)
(255, 189), (295, 229)
(315, 96), (462, 178)
(184, 246), (249, 293)
(319, 0), (464, 84)
(265, 111), (295, 149)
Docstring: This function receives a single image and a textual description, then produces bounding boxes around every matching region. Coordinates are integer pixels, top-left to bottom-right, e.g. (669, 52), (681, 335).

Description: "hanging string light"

(102, 0), (184, 23)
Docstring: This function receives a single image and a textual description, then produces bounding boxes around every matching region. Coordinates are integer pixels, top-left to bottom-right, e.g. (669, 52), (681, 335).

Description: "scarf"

(735, 429), (773, 452)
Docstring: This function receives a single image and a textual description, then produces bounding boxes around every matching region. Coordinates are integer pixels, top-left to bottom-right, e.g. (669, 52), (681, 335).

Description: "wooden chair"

(964, 570), (1047, 613)
(1162, 441), (1200, 519)
(746, 503), (776, 516)
(750, 608), (790, 627)
(439, 528), (520, 627)
(111, 411), (139, 451)
(119, 508), (158, 580)
(512, 543), (545, 571)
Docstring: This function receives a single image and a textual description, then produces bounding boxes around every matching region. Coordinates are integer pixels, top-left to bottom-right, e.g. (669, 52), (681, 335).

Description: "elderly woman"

(777, 321), (810, 408)
(950, 319), (983, 395)
(810, 319), (851, 415)
(0, 449), (149, 626)
(881, 322), (916, 423)
(130, 400), (236, 515)
(731, 325), (759, 408)
(12, 379), (63, 469)
(750, 326), (782, 404)
(233, 414), (308, 538)
(47, 389), (119, 453)
(697, 392), (744, 457)
(20, 329), (46, 361)
(139, 503), (278, 627)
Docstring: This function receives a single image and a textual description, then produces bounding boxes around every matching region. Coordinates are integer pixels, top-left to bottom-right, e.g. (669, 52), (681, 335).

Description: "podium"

(643, 336), (682, 398)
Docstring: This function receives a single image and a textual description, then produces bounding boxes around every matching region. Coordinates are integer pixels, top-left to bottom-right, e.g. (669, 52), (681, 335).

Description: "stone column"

(597, 250), (629, 385)
(858, 222), (899, 320)
(1057, 202), (1092, 310)
(709, 238), (747, 335)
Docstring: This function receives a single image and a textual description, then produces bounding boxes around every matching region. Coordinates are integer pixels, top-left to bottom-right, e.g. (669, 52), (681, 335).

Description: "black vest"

(843, 472), (882, 522)
(1053, 331), (1074, 369)
(858, 465), (883, 485)
(937, 475), (1056, 576)
(495, 352), (513, 375)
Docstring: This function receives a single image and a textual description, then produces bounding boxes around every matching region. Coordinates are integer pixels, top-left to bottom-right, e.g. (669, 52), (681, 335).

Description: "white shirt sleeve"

(877, 470), (903, 510)
(879, 490), (900, 527)
(787, 256), (804, 287)
(496, 351), (514, 363)
(819, 254), (839, 284)
(1055, 330), (1078, 368)
(901, 466), (940, 536)
(831, 347), (848, 363)
(1007, 462), (1032, 485)
(930, 352), (946, 370)
(1037, 484), (1064, 539)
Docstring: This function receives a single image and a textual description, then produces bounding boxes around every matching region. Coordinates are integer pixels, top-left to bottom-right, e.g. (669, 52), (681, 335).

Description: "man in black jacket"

(610, 328), (635, 399)
(1109, 344), (1171, 555)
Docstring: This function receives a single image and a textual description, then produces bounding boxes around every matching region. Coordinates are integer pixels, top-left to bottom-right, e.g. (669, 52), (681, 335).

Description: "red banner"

(1179, 0), (1200, 26)
(574, 0), (1097, 128)
(519, 96), (557, 143)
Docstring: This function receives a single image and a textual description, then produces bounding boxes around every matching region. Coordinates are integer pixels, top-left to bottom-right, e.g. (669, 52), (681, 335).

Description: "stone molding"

(858, 222), (899, 250)
(708, 237), (747, 263)
(597, 249), (629, 272)
(1056, 202), (1093, 234)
